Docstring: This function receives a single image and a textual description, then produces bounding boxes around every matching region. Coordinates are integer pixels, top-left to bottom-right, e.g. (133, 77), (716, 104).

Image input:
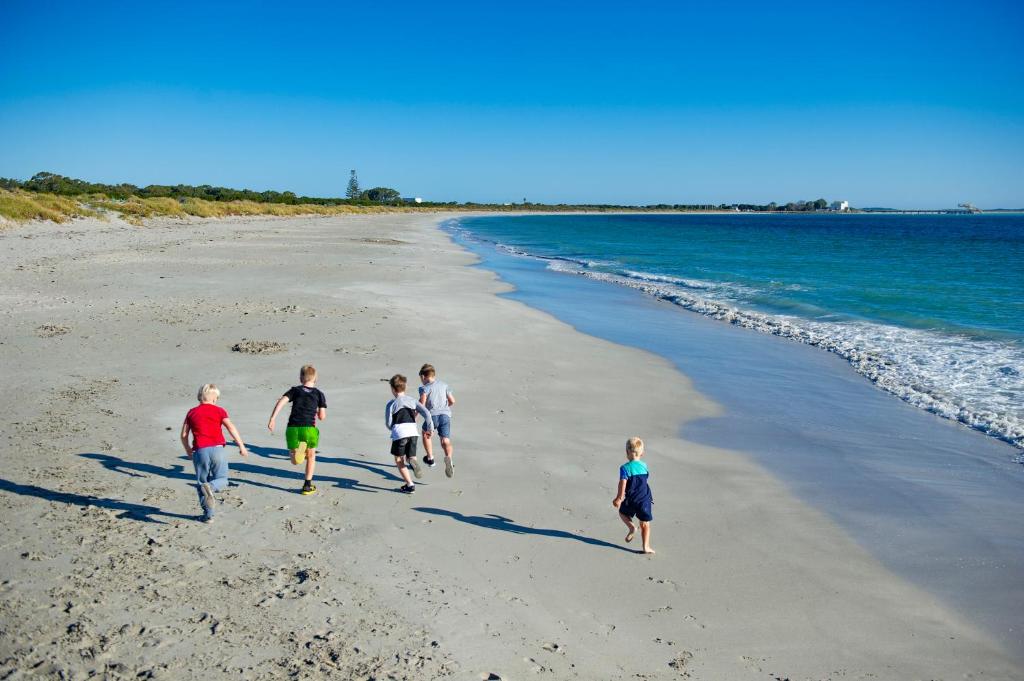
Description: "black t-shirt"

(285, 386), (327, 427)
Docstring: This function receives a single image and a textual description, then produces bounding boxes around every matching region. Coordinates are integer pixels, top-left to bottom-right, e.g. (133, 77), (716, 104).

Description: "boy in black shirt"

(268, 365), (327, 495)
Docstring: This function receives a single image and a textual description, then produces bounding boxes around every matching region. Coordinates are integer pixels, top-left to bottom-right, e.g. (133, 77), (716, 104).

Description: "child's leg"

(437, 416), (453, 460)
(193, 447), (215, 517)
(287, 427), (307, 465)
(639, 521), (654, 554)
(393, 456), (413, 485)
(208, 446), (229, 492)
(304, 449), (317, 481)
(619, 512), (636, 542)
(421, 430), (434, 461)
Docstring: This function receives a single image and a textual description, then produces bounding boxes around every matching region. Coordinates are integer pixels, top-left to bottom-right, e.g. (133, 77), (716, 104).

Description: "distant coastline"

(1, 171), (1013, 225)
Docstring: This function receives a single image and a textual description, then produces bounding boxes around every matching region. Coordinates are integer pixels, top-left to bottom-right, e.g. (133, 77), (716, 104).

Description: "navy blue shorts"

(430, 414), (452, 439)
(619, 500), (653, 522)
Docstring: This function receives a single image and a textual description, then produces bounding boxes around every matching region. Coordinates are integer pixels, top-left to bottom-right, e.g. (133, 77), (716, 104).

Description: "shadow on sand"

(413, 507), (636, 554)
(0, 477), (194, 524)
(245, 443), (404, 485)
(82, 449), (391, 494)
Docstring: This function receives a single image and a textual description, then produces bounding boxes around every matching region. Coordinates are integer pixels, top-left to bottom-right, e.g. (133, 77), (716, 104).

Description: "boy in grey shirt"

(418, 363), (456, 478)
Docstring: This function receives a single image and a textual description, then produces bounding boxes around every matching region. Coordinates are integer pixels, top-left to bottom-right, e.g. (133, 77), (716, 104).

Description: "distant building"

(831, 200), (849, 211)
(401, 197), (424, 204)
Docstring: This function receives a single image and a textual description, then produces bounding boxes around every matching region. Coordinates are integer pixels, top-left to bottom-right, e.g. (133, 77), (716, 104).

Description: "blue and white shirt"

(619, 459), (653, 505)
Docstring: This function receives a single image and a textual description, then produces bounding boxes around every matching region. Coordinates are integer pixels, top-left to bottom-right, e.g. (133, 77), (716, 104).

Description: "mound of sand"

(230, 339), (287, 354)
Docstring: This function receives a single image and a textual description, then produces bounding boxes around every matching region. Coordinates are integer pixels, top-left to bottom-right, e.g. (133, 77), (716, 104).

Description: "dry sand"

(0, 213), (1019, 680)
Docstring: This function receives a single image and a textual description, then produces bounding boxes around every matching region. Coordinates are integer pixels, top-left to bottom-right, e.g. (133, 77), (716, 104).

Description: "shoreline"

(450, 214), (1024, 455)
(0, 213), (1020, 679)
(451, 220), (1024, 657)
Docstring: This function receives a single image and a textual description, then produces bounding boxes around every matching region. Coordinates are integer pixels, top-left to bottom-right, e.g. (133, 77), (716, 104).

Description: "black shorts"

(391, 436), (417, 458)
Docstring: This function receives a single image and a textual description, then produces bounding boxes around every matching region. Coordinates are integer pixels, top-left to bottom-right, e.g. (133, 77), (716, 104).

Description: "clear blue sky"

(1, 0), (1022, 207)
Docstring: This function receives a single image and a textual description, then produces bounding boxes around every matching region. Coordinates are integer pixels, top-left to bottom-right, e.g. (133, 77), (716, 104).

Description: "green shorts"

(286, 426), (319, 450)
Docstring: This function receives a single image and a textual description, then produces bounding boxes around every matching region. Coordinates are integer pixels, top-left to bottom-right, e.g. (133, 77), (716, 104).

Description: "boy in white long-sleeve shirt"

(385, 374), (433, 493)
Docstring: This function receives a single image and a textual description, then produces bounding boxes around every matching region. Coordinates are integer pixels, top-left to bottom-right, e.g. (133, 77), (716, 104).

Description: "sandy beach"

(0, 213), (1020, 680)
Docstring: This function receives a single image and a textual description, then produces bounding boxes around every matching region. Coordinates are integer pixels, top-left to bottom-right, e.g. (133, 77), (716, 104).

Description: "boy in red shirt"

(180, 383), (249, 523)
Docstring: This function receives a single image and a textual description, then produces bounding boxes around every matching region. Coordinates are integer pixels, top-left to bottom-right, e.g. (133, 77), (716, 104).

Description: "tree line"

(0, 172), (844, 212)
(0, 172), (406, 206)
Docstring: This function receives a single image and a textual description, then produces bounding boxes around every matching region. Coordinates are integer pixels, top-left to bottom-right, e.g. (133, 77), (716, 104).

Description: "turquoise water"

(453, 213), (1024, 450)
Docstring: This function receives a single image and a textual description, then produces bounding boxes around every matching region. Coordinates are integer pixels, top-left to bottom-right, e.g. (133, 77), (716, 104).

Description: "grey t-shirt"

(418, 379), (452, 416)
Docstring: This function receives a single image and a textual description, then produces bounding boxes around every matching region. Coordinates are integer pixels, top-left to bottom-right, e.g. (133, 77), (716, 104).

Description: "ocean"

(451, 213), (1024, 454)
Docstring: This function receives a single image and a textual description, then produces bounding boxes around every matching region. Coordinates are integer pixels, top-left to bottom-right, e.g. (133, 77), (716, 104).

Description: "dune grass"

(0, 190), (436, 225)
(0, 189), (98, 224)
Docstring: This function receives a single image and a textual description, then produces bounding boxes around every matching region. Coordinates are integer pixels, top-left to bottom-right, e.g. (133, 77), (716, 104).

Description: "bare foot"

(625, 529), (636, 543)
(642, 546), (656, 555)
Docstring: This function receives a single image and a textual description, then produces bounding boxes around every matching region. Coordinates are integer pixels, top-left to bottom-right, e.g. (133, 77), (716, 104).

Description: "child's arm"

(415, 401), (434, 432)
(267, 395), (289, 432)
(223, 418), (249, 457)
(612, 479), (627, 508)
(179, 419), (193, 457)
(446, 389), (455, 407)
(317, 407), (327, 422)
(384, 401), (394, 430)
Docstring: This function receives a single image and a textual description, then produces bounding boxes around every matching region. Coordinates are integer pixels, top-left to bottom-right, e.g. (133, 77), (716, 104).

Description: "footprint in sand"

(668, 650), (694, 673)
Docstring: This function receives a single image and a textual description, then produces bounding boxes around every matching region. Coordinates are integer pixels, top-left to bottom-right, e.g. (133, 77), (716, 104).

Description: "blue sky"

(1, 1), (1022, 207)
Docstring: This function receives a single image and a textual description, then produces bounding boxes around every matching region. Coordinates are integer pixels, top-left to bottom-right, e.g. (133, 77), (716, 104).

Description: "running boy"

(268, 365), (327, 496)
(418, 363), (456, 478)
(612, 436), (655, 554)
(180, 383), (249, 523)
(385, 373), (433, 493)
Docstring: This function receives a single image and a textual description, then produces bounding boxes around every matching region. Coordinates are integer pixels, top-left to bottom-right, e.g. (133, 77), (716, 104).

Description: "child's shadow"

(0, 476), (193, 524)
(80, 452), (293, 493)
(413, 507), (637, 553)
(239, 444), (395, 492)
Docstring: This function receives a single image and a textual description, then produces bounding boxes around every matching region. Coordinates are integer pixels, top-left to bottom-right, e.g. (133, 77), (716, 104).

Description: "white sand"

(0, 213), (1019, 679)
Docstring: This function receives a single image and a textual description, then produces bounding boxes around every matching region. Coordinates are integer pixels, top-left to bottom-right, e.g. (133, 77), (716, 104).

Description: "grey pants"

(193, 445), (229, 516)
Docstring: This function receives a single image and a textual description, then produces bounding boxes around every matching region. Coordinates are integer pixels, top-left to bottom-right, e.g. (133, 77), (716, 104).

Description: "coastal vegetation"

(0, 171), (852, 224)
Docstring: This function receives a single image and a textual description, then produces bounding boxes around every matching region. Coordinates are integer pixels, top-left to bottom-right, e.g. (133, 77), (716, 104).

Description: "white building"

(831, 200), (849, 211)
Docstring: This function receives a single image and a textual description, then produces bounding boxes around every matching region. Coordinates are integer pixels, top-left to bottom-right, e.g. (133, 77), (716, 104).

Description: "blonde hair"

(389, 374), (407, 392)
(626, 436), (644, 459)
(197, 383), (220, 402)
(419, 363), (436, 378)
(300, 365), (317, 382)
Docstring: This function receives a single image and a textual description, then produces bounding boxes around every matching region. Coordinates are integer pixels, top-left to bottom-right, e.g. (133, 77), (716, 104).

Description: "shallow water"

(449, 220), (1024, 657)
(455, 213), (1024, 451)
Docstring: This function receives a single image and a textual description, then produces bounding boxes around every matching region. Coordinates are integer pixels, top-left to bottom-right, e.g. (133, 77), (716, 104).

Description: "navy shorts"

(619, 499), (653, 522)
(391, 437), (417, 458)
(430, 414), (452, 439)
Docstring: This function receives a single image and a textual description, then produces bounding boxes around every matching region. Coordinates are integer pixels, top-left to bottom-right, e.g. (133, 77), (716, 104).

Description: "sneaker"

(201, 514), (214, 524)
(424, 456), (436, 467)
(408, 455), (423, 479)
(199, 482), (215, 510)
(444, 457), (454, 478)
(300, 481), (317, 496)
(400, 484), (416, 494)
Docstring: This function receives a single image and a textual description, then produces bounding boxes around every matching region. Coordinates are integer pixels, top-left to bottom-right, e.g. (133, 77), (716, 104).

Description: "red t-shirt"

(186, 402), (228, 451)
